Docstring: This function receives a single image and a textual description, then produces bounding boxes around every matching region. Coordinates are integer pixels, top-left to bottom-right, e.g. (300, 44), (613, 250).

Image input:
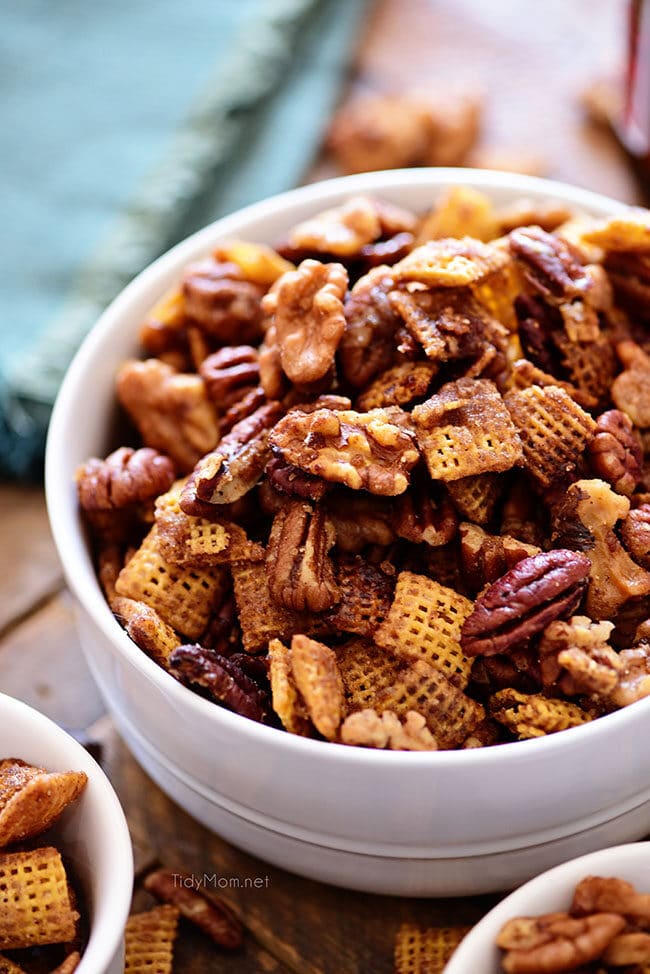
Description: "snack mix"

(496, 875), (650, 973)
(77, 188), (650, 751)
(0, 758), (88, 972)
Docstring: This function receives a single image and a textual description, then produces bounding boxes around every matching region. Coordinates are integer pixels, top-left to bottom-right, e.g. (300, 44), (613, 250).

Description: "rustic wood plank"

(0, 590), (105, 729)
(0, 485), (63, 633)
(94, 722), (497, 974)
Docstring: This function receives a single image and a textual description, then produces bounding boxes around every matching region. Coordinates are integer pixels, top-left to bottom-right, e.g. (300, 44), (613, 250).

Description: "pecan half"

(144, 868), (243, 949)
(497, 911), (625, 974)
(169, 644), (268, 722)
(186, 402), (283, 506)
(509, 225), (591, 300)
(621, 504), (650, 569)
(116, 359), (219, 474)
(266, 500), (339, 612)
(339, 266), (401, 388)
(76, 447), (174, 511)
(459, 523), (541, 594)
(265, 456), (331, 501)
(552, 479), (650, 619)
(199, 346), (260, 410)
(262, 259), (347, 385)
(182, 256), (264, 344)
(460, 550), (591, 656)
(588, 409), (643, 496)
(269, 406), (420, 496)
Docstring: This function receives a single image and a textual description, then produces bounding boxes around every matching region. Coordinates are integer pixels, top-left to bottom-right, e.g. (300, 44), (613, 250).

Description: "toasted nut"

(497, 911), (625, 974)
(144, 868), (243, 949)
(266, 500), (339, 613)
(589, 409), (643, 495)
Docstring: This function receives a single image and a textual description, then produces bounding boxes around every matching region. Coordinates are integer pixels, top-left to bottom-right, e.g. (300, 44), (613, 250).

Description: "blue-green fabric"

(0, 0), (371, 479)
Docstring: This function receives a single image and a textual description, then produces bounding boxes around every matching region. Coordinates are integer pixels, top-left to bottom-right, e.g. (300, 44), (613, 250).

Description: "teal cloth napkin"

(0, 0), (371, 479)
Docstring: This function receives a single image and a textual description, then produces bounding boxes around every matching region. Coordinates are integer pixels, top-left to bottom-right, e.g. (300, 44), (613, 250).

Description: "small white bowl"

(0, 692), (133, 974)
(45, 168), (650, 897)
(445, 842), (650, 973)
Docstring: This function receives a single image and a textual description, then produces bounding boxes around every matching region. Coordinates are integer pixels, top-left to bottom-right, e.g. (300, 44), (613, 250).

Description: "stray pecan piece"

(144, 868), (243, 949)
(461, 550), (591, 656)
(269, 406), (420, 496)
(266, 500), (339, 612)
(588, 409), (643, 496)
(116, 359), (219, 474)
(187, 402), (283, 506)
(262, 259), (347, 385)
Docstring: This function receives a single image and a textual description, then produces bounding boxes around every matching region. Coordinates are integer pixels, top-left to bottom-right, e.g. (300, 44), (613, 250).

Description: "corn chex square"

(124, 905), (180, 974)
(375, 572), (474, 688)
(395, 922), (470, 974)
(114, 526), (229, 640)
(489, 688), (592, 739)
(447, 473), (503, 525)
(0, 847), (78, 949)
(336, 639), (404, 711)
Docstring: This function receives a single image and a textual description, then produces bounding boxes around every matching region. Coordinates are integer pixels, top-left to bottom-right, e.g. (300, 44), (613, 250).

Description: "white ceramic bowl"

(0, 692), (133, 974)
(45, 169), (650, 897)
(445, 841), (650, 973)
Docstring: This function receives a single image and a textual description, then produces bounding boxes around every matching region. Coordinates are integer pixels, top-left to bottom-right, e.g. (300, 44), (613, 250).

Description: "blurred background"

(0, 0), (641, 479)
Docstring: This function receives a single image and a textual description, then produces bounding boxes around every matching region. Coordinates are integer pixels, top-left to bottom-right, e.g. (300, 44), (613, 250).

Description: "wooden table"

(0, 1), (644, 970)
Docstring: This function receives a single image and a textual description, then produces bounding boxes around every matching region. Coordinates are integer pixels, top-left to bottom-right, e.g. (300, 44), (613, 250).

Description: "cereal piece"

(374, 659), (485, 749)
(489, 688), (592, 739)
(266, 500), (339, 613)
(509, 357), (597, 410)
(412, 378), (522, 481)
(552, 480), (650, 619)
(0, 847), (79, 949)
(213, 240), (294, 286)
(553, 329), (617, 407)
(124, 904), (180, 974)
(612, 340), (650, 428)
(269, 407), (420, 496)
(473, 262), (522, 332)
(340, 709), (437, 750)
(112, 597), (181, 669)
(417, 186), (497, 243)
(339, 266), (401, 388)
(324, 555), (394, 636)
(268, 639), (311, 736)
(394, 923), (469, 974)
(336, 639), (405, 711)
(447, 473), (503, 525)
(0, 956), (28, 974)
(389, 287), (501, 363)
(76, 446), (174, 512)
(155, 484), (264, 566)
(461, 550), (591, 657)
(116, 359), (219, 474)
(459, 523), (541, 593)
(355, 361), (438, 411)
(393, 237), (509, 287)
(374, 571), (474, 687)
(182, 256), (264, 344)
(504, 385), (597, 488)
(231, 561), (319, 653)
(169, 645), (268, 722)
(189, 402), (284, 506)
(539, 616), (620, 696)
(262, 259), (347, 385)
(290, 635), (344, 741)
(0, 761), (87, 849)
(144, 868), (243, 949)
(287, 196), (382, 257)
(582, 208), (650, 251)
(114, 526), (228, 640)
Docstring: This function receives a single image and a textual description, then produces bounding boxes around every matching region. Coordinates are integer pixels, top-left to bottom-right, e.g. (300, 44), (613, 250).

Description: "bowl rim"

(45, 166), (650, 767)
(444, 840), (650, 972)
(0, 691), (133, 973)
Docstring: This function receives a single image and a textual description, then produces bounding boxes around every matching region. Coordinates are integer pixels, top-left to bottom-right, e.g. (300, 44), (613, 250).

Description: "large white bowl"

(0, 692), (133, 974)
(46, 169), (650, 897)
(445, 842), (650, 973)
